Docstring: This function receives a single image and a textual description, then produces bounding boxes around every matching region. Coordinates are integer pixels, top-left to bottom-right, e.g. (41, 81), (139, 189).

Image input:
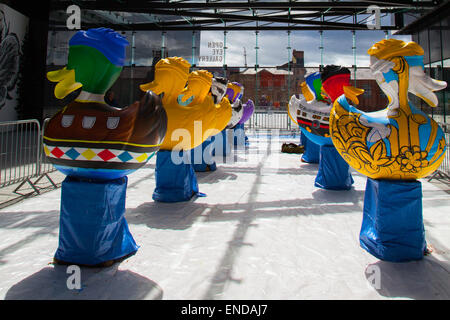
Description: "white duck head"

(368, 39), (447, 117)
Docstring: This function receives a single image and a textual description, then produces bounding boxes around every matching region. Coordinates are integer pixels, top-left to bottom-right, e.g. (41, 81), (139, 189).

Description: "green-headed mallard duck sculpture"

(43, 28), (167, 180)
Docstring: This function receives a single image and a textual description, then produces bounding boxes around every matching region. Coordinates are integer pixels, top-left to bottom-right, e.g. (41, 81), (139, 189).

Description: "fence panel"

(246, 108), (294, 131)
(246, 110), (449, 180)
(0, 119), (57, 193)
(434, 122), (450, 179)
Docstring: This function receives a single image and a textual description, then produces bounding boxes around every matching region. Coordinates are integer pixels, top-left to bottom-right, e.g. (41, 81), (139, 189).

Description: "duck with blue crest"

(43, 28), (168, 267)
(44, 28), (167, 180)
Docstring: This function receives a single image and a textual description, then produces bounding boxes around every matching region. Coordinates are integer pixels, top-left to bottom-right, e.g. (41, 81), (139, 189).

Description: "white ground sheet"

(0, 131), (449, 300)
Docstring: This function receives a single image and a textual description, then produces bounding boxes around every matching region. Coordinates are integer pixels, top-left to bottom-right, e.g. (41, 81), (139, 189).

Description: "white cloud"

(199, 29), (410, 68)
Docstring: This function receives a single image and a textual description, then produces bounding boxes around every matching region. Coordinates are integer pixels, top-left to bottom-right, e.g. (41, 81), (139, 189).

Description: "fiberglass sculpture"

(288, 72), (332, 146)
(139, 57), (232, 202)
(43, 28), (168, 266)
(330, 39), (447, 180)
(234, 98), (255, 147)
(288, 71), (354, 189)
(329, 39), (447, 262)
(287, 74), (322, 163)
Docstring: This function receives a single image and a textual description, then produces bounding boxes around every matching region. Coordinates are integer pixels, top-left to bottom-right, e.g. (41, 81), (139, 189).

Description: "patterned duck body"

(225, 82), (244, 129)
(288, 72), (332, 145)
(44, 91), (167, 179)
(330, 39), (447, 180)
(44, 28), (167, 180)
(238, 99), (255, 125)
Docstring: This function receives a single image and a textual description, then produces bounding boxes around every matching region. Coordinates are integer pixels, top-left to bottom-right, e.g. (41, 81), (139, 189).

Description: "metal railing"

(429, 122), (450, 181)
(245, 108), (450, 181)
(246, 108), (293, 130)
(0, 119), (57, 194)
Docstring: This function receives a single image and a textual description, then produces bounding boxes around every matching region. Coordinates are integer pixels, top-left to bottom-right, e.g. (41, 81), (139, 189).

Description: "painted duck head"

(177, 70), (213, 106)
(321, 65), (364, 105)
(47, 28), (129, 101)
(210, 77), (228, 105)
(225, 82), (244, 104)
(225, 82), (244, 129)
(368, 39), (447, 117)
(140, 56), (191, 100)
(304, 71), (328, 102)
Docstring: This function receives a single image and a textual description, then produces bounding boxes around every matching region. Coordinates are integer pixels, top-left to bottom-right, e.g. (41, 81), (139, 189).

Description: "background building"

(395, 1), (450, 123)
(0, 1), (447, 123)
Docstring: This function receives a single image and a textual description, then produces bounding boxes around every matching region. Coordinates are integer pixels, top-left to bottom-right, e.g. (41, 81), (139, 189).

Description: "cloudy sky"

(48, 15), (412, 68)
(121, 28), (411, 68)
(198, 29), (410, 67)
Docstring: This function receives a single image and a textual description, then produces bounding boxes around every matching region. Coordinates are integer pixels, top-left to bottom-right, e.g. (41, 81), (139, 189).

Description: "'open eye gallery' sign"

(199, 41), (224, 65)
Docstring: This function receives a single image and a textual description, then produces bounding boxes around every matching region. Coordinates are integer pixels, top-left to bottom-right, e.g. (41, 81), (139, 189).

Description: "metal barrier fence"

(0, 119), (57, 194)
(429, 122), (450, 181)
(246, 109), (293, 130)
(0, 116), (448, 192)
(246, 109), (449, 181)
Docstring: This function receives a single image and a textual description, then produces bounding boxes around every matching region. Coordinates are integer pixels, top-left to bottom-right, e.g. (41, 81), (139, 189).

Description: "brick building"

(230, 50), (307, 109)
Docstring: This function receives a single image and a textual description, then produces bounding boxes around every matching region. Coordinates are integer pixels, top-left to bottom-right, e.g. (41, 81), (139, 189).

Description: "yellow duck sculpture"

(140, 57), (231, 151)
(330, 39), (447, 180)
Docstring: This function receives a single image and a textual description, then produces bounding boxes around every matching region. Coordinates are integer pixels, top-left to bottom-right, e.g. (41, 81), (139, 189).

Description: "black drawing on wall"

(0, 10), (20, 111)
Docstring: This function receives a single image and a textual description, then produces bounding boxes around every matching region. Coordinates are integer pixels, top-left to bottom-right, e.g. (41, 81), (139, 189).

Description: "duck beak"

(300, 82), (314, 102)
(343, 85), (365, 105)
(47, 67), (82, 99)
(140, 81), (162, 94)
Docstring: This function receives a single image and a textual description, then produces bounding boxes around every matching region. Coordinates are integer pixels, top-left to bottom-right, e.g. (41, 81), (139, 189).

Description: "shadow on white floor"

(0, 134), (449, 300)
(4, 263), (163, 300)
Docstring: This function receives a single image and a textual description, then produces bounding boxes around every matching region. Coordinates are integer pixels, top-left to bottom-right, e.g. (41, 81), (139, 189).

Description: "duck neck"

(75, 91), (106, 104)
(391, 58), (411, 118)
(398, 68), (410, 113)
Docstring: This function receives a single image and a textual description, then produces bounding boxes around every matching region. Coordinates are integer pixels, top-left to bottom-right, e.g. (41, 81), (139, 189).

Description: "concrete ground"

(0, 131), (449, 300)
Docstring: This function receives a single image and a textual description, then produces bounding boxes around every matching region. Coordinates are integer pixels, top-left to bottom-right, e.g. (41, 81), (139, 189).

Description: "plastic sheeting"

(190, 138), (217, 172)
(1, 136), (450, 300)
(153, 150), (200, 202)
(360, 178), (426, 262)
(54, 176), (138, 266)
(233, 123), (248, 147)
(300, 127), (332, 146)
(212, 129), (232, 157)
(300, 131), (320, 163)
(315, 145), (354, 190)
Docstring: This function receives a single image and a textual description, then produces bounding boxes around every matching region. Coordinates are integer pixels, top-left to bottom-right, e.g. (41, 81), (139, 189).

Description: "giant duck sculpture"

(43, 28), (168, 266)
(289, 72), (332, 146)
(288, 73), (323, 164)
(329, 39), (447, 262)
(190, 76), (230, 172)
(288, 72), (353, 190)
(213, 81), (245, 157)
(234, 98), (255, 148)
(140, 57), (232, 202)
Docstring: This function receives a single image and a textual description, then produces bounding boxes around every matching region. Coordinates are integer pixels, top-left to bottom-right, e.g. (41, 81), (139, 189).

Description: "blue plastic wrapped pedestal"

(191, 138), (217, 172)
(54, 176), (138, 266)
(360, 178), (426, 262)
(233, 123), (248, 147)
(153, 150), (199, 202)
(212, 129), (231, 157)
(300, 131), (320, 163)
(315, 145), (354, 190)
